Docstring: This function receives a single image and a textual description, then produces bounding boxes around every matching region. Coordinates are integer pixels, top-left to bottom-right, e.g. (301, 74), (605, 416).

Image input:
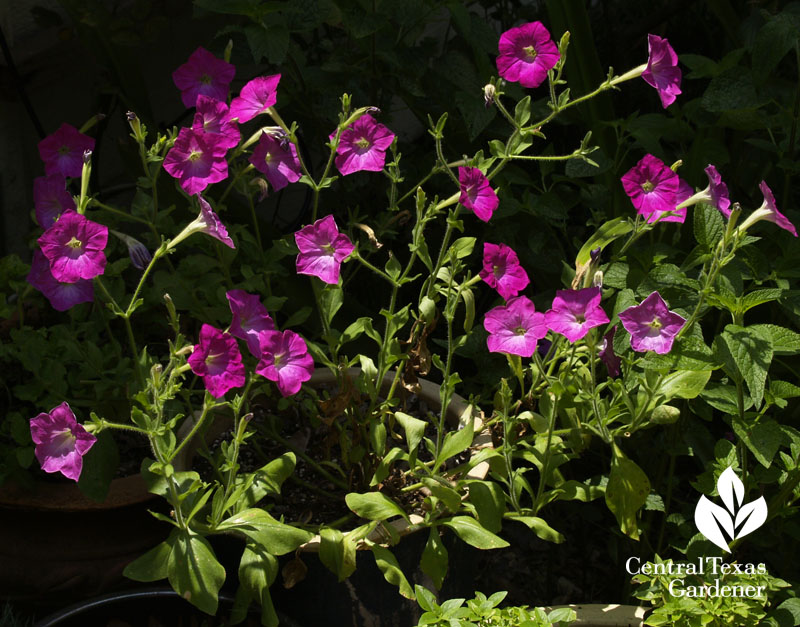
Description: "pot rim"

(546, 603), (647, 627)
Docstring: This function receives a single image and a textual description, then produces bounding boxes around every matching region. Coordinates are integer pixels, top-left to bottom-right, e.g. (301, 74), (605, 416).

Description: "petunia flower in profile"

(229, 74), (281, 123)
(644, 178), (692, 224)
(172, 46), (236, 108)
(169, 195), (235, 250)
(111, 230), (152, 270)
(458, 166), (499, 222)
(545, 287), (610, 342)
(192, 95), (241, 150)
(484, 296), (548, 357)
(37, 211), (108, 283)
(496, 21), (560, 89)
(226, 289), (276, 357)
(248, 131), (302, 191)
(479, 242), (529, 300)
(641, 34), (682, 109)
(30, 402), (96, 481)
(33, 175), (76, 228)
(599, 326), (622, 377)
(620, 154), (679, 218)
(737, 181), (798, 237)
(676, 164), (731, 218)
(618, 291), (686, 354)
(37, 123), (95, 178)
(331, 113), (395, 176)
(27, 250), (94, 311)
(187, 324), (246, 398)
(163, 127), (229, 195)
(294, 215), (355, 284)
(255, 329), (314, 397)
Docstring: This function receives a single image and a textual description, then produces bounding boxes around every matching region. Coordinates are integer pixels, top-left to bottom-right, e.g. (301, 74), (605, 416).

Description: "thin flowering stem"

(533, 392), (558, 516)
(89, 199), (151, 226)
(125, 242), (167, 318)
(94, 276), (144, 387)
(352, 251), (397, 286)
(219, 164), (255, 204)
(588, 337), (612, 443)
(95, 419), (150, 435)
(168, 399), (213, 465)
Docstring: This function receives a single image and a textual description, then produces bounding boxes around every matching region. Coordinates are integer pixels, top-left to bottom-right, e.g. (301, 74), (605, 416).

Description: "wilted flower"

(618, 291), (686, 354)
(30, 402), (96, 481)
(545, 287), (609, 342)
(294, 215), (355, 284)
(163, 127), (229, 195)
(484, 296), (548, 357)
(332, 113), (395, 176)
(496, 21), (560, 89)
(226, 289), (276, 357)
(737, 181), (798, 237)
(642, 34), (682, 109)
(458, 167), (499, 222)
(479, 242), (529, 300)
(256, 329), (314, 397)
(621, 154), (679, 218)
(33, 175), (76, 228)
(229, 74), (281, 123)
(192, 95), (241, 150)
(599, 326), (621, 377)
(172, 46), (236, 108)
(26, 250), (94, 311)
(187, 324), (245, 398)
(37, 211), (108, 283)
(37, 123), (95, 178)
(249, 131), (302, 191)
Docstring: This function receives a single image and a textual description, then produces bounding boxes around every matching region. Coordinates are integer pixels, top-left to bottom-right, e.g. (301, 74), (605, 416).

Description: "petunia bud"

(483, 83), (496, 108)
(593, 270), (603, 288)
(111, 230), (152, 270)
(82, 149), (92, 165)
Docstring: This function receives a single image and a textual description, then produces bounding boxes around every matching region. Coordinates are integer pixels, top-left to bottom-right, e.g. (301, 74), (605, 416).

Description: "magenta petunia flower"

(484, 296), (548, 357)
(255, 329), (314, 397)
(172, 46), (236, 108)
(479, 242), (529, 300)
(641, 34), (682, 109)
(33, 175), (76, 228)
(496, 21), (560, 89)
(331, 113), (395, 176)
(37, 211), (108, 283)
(645, 178), (691, 224)
(187, 324), (245, 398)
(621, 154), (679, 218)
(459, 167), (499, 222)
(618, 291), (686, 354)
(192, 95), (241, 150)
(226, 289), (276, 357)
(755, 181), (798, 237)
(163, 127), (229, 195)
(248, 131), (302, 191)
(704, 165), (731, 218)
(599, 326), (621, 378)
(545, 287), (610, 342)
(30, 402), (96, 481)
(229, 74), (281, 123)
(37, 123), (95, 178)
(294, 215), (355, 284)
(27, 250), (94, 311)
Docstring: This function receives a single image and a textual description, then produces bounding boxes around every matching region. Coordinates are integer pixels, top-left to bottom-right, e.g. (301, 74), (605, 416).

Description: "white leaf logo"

(693, 466), (768, 552)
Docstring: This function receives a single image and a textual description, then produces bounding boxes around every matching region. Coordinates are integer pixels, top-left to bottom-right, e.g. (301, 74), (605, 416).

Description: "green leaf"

(340, 317), (373, 345)
(658, 370), (711, 400)
(731, 418), (785, 468)
(218, 509), (313, 555)
(415, 582), (440, 612)
(575, 217), (633, 267)
(370, 447), (406, 487)
(448, 237), (476, 260)
(371, 545), (415, 599)
(740, 289), (784, 313)
(639, 336), (717, 371)
(442, 516), (509, 549)
(421, 477), (462, 513)
(395, 411), (427, 464)
(693, 202), (725, 250)
(385, 254), (402, 282)
(319, 285), (343, 327)
(750, 324), (800, 355)
(167, 530), (225, 615)
(123, 538), (172, 582)
(514, 95), (531, 126)
(238, 543), (279, 627)
(465, 480), (504, 533)
(319, 527), (357, 581)
(244, 452), (296, 506)
(436, 415), (474, 470)
(605, 445), (650, 540)
(714, 325), (773, 407)
(505, 514), (564, 543)
(701, 385), (752, 415)
(345, 492), (409, 522)
(549, 480), (604, 502)
(420, 527), (449, 590)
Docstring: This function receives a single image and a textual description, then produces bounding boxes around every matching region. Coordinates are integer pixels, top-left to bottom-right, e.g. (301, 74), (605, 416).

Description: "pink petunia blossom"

(226, 289), (276, 358)
(641, 34), (682, 109)
(599, 326), (621, 377)
(645, 178), (692, 224)
(37, 123), (95, 178)
(229, 74), (281, 123)
(187, 324), (245, 398)
(479, 242), (529, 300)
(33, 175), (76, 228)
(172, 46), (236, 109)
(331, 113), (395, 176)
(621, 154), (679, 218)
(459, 167), (499, 222)
(163, 127), (229, 195)
(249, 131), (302, 191)
(483, 296), (548, 357)
(496, 21), (560, 89)
(255, 329), (314, 397)
(294, 215), (355, 284)
(545, 287), (609, 342)
(37, 211), (108, 283)
(704, 165), (731, 218)
(618, 291), (686, 354)
(27, 250), (94, 311)
(754, 181), (798, 237)
(30, 402), (96, 481)
(192, 95), (241, 150)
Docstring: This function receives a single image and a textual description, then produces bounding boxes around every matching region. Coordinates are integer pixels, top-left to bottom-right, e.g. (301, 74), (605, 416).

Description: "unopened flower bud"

(224, 39), (233, 63)
(670, 159), (683, 173)
(593, 270), (603, 288)
(126, 111), (137, 122)
(590, 247), (602, 264)
(111, 230), (152, 270)
(82, 149), (93, 165)
(483, 83), (496, 108)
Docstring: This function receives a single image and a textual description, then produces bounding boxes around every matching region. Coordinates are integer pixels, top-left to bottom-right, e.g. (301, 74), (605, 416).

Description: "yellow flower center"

(523, 45), (538, 61)
(355, 137), (371, 149)
(188, 150), (203, 162)
(648, 317), (662, 330)
(66, 236), (82, 249)
(264, 152), (273, 165)
(641, 180), (654, 193)
(58, 145), (71, 156)
(514, 326), (526, 336)
(200, 73), (212, 85)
